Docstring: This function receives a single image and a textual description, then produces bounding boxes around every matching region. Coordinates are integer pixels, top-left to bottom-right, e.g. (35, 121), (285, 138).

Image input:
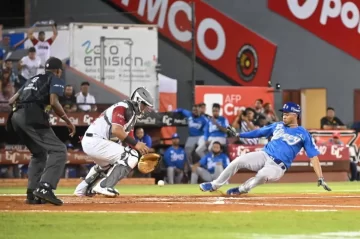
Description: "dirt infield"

(1, 194), (360, 212)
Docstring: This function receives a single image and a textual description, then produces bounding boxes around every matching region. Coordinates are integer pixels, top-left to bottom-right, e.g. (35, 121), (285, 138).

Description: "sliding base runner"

(199, 102), (332, 195)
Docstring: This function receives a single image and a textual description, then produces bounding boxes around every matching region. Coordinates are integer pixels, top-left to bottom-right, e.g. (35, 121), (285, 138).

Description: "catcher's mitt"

(138, 153), (162, 174)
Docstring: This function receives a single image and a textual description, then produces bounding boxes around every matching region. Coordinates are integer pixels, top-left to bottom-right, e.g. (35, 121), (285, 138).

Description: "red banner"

(195, 86), (274, 123)
(227, 144), (350, 161)
(110, 0), (277, 86)
(0, 150), (94, 165)
(268, 0), (360, 60)
(0, 112), (99, 127)
(0, 144), (349, 165)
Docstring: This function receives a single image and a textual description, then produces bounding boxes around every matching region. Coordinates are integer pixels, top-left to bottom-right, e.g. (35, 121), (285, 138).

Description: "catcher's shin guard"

(84, 165), (110, 196)
(100, 162), (132, 188)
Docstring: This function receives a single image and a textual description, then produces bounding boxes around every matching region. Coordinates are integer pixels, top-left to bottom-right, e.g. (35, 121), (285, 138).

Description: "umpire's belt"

(16, 103), (44, 110)
(269, 155), (287, 171)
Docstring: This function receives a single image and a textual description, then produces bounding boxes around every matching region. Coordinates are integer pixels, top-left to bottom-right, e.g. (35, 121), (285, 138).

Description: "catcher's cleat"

(199, 182), (216, 192)
(226, 187), (248, 196)
(92, 178), (119, 197)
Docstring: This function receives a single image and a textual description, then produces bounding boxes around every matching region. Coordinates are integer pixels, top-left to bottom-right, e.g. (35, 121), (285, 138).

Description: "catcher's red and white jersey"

(85, 101), (137, 140)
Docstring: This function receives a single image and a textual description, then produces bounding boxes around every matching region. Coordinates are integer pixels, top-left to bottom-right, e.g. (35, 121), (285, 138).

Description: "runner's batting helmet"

(279, 102), (301, 118)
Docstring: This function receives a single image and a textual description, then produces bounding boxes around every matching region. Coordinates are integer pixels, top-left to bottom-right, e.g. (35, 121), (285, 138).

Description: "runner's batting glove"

(226, 126), (239, 137)
(318, 177), (332, 191)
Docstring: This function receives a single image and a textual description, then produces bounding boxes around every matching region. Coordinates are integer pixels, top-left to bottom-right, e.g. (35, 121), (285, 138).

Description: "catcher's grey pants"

(11, 110), (67, 190)
(184, 136), (201, 165)
(166, 167), (183, 184)
(191, 165), (224, 184)
(195, 136), (227, 158)
(211, 151), (286, 192)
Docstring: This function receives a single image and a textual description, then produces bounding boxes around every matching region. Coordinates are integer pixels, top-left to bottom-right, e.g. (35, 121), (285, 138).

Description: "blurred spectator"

(320, 107), (346, 129)
(197, 102), (211, 119)
(255, 114), (270, 128)
(18, 47), (41, 82)
(327, 132), (344, 145)
(0, 70), (15, 111)
(76, 81), (97, 112)
(60, 85), (77, 113)
(163, 133), (186, 184)
(27, 25), (58, 67)
(175, 105), (207, 165)
(254, 99), (264, 114)
(240, 108), (259, 145)
(0, 34), (28, 62)
(263, 102), (279, 123)
(191, 141), (230, 184)
(196, 103), (229, 158)
(134, 127), (155, 153)
(231, 107), (246, 131)
(2, 60), (17, 86)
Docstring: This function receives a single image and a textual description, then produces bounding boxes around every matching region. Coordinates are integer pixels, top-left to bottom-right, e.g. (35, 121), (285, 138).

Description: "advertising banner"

(0, 144), (349, 165)
(110, 0), (277, 86)
(227, 144), (350, 162)
(268, 0), (360, 60)
(195, 86), (274, 123)
(69, 23), (158, 97)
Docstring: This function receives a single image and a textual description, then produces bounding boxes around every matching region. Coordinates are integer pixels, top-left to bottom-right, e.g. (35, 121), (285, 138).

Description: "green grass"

(1, 181), (360, 195)
(2, 182), (360, 239)
(1, 212), (360, 239)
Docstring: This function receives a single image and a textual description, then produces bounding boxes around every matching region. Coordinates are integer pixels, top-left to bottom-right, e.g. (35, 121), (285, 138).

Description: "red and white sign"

(195, 86), (274, 123)
(268, 0), (360, 60)
(110, 0), (277, 86)
(227, 144), (350, 161)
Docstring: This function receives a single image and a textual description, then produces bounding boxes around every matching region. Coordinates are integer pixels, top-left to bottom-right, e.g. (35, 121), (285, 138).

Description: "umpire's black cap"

(45, 57), (63, 71)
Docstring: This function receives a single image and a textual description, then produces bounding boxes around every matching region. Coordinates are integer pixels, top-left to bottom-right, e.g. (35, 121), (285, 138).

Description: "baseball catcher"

(74, 87), (161, 197)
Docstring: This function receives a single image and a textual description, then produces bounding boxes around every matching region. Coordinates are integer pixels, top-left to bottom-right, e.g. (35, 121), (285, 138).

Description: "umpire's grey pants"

(11, 109), (67, 190)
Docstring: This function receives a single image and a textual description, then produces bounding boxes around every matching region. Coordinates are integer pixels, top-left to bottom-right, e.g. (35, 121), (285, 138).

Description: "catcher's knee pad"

(100, 164), (132, 188)
(85, 164), (110, 184)
(119, 147), (140, 169)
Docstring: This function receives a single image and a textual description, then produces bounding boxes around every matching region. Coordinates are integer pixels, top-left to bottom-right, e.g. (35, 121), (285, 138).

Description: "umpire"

(7, 57), (76, 206)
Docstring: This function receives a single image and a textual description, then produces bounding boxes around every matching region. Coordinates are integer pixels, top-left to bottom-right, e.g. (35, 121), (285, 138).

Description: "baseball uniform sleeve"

(175, 108), (192, 118)
(143, 135), (152, 148)
(199, 154), (208, 167)
(163, 148), (172, 167)
(46, 38), (54, 45)
(203, 121), (210, 141)
(240, 123), (275, 138)
(303, 131), (320, 158)
(30, 38), (39, 45)
(111, 106), (127, 126)
(49, 77), (64, 96)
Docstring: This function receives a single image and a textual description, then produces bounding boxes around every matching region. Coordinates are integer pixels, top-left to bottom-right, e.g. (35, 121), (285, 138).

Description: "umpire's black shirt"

(18, 71), (65, 107)
(16, 71), (64, 127)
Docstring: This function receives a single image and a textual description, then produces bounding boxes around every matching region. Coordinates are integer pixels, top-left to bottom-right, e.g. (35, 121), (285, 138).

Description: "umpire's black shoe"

(25, 194), (47, 205)
(33, 183), (63, 206)
(25, 189), (46, 205)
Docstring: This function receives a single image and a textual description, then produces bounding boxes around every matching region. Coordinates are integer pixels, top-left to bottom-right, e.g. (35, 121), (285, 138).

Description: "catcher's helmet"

(130, 87), (154, 107)
(279, 102), (301, 118)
